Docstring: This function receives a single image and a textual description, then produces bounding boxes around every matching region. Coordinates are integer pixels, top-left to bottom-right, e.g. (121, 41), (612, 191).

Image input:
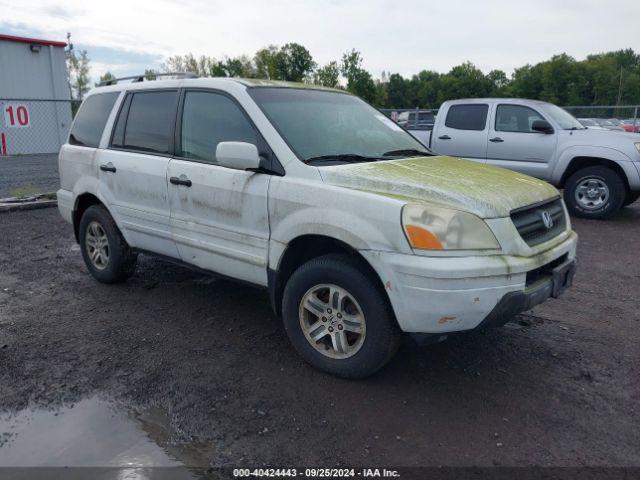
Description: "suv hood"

(320, 156), (559, 218)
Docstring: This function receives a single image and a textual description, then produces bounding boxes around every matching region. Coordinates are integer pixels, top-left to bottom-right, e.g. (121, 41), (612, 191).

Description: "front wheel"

(563, 166), (625, 219)
(282, 254), (400, 379)
(623, 191), (640, 207)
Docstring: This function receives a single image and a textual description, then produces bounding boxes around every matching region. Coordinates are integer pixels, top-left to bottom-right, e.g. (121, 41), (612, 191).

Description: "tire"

(563, 166), (625, 219)
(623, 191), (640, 207)
(78, 205), (137, 283)
(282, 254), (401, 379)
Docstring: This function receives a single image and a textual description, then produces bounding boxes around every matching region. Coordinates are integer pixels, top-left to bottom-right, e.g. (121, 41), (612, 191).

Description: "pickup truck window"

(249, 88), (426, 163)
(538, 103), (585, 130)
(495, 104), (545, 133)
(444, 104), (488, 131)
(69, 92), (119, 147)
(180, 91), (257, 163)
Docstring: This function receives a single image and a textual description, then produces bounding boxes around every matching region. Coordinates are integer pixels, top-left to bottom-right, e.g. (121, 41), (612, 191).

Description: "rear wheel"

(282, 254), (400, 379)
(563, 166), (625, 219)
(79, 205), (137, 283)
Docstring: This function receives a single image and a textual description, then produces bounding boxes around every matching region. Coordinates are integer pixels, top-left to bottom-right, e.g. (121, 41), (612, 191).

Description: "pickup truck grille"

(510, 198), (566, 247)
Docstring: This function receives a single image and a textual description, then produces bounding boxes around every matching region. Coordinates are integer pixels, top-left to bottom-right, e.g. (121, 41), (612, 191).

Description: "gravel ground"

(0, 154), (59, 198)
(0, 205), (639, 468)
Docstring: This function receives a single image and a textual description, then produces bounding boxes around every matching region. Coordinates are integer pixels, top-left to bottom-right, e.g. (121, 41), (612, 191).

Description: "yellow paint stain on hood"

(321, 156), (559, 218)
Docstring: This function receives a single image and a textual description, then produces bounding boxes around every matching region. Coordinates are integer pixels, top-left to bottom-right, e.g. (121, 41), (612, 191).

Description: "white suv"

(58, 77), (577, 378)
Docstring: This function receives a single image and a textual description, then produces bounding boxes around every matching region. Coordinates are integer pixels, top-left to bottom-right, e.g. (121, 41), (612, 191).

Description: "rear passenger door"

(485, 103), (557, 179)
(432, 103), (489, 162)
(97, 89), (180, 258)
(168, 90), (271, 286)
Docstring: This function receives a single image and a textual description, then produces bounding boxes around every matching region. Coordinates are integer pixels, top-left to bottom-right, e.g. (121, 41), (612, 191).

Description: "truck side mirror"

(531, 120), (554, 134)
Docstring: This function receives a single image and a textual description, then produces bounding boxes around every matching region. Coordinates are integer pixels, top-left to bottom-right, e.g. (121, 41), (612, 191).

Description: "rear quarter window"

(69, 93), (119, 147)
(444, 104), (488, 131)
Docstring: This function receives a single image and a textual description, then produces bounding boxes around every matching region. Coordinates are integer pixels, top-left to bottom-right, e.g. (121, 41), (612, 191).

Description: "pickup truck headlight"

(402, 204), (500, 250)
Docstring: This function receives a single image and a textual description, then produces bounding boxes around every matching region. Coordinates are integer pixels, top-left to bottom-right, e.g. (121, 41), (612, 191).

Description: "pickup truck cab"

(58, 78), (577, 378)
(426, 98), (640, 219)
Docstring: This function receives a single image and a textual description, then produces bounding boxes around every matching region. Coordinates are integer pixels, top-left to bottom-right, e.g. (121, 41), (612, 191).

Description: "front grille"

(511, 197), (566, 247)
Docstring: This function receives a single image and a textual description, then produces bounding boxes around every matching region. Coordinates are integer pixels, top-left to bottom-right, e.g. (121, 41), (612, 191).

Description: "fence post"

(634, 106), (638, 130)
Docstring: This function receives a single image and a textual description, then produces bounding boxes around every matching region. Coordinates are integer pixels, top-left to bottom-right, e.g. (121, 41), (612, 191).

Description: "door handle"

(170, 176), (192, 187)
(99, 163), (116, 173)
(438, 135), (451, 140)
(489, 137), (504, 143)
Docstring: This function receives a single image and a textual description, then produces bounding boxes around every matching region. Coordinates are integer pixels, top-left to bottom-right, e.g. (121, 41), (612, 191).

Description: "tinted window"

(69, 93), (119, 147)
(180, 91), (257, 163)
(112, 90), (178, 154)
(445, 104), (488, 131)
(496, 105), (545, 133)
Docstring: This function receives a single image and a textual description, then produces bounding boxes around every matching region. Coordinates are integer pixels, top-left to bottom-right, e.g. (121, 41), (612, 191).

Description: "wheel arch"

(559, 156), (631, 192)
(268, 234), (390, 318)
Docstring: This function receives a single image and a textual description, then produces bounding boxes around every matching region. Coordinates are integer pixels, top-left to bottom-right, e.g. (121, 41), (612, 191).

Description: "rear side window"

(111, 90), (178, 154)
(69, 93), (119, 147)
(445, 104), (488, 131)
(179, 91), (257, 163)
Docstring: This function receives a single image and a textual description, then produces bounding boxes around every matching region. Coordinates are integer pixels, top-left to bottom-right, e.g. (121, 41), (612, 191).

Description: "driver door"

(168, 90), (271, 286)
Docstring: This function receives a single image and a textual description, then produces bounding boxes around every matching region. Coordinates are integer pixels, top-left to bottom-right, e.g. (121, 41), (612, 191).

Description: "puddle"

(0, 397), (214, 472)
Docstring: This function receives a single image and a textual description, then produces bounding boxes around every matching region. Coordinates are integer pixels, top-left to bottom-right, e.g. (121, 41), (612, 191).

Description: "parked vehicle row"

(58, 77), (577, 378)
(405, 98), (640, 219)
(577, 118), (626, 131)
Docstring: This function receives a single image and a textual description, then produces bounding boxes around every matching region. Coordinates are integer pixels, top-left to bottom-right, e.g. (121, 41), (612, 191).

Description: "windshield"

(538, 103), (585, 130)
(249, 88), (429, 164)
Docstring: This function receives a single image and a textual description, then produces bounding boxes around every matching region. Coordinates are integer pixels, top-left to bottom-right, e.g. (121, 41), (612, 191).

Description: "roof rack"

(98, 72), (198, 86)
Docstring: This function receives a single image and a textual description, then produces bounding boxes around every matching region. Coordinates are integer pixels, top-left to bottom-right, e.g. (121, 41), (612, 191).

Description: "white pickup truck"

(413, 98), (640, 219)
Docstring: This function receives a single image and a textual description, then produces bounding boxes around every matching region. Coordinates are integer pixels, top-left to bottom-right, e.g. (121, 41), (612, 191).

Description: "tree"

(254, 45), (280, 79)
(340, 49), (376, 102)
(95, 71), (115, 87)
(314, 61), (341, 88)
(276, 43), (316, 82)
(69, 49), (91, 99)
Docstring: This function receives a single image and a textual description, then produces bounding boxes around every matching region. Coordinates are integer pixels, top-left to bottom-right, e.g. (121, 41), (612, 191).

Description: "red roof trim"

(0, 34), (67, 48)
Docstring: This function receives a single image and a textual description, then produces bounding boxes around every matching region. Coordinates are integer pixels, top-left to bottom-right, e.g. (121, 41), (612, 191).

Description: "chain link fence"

(0, 98), (80, 156)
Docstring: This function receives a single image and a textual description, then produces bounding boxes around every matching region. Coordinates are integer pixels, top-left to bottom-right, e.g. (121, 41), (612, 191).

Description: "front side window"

(180, 91), (257, 163)
(248, 88), (427, 163)
(445, 104), (488, 131)
(538, 103), (585, 130)
(111, 90), (178, 154)
(69, 92), (119, 147)
(495, 105), (545, 133)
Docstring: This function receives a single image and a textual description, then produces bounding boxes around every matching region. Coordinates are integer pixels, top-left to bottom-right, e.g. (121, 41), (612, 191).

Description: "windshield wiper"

(304, 153), (382, 164)
(382, 148), (432, 157)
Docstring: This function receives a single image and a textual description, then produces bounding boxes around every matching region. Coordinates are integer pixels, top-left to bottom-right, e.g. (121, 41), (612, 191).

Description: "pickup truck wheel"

(563, 166), (625, 219)
(282, 254), (400, 379)
(623, 191), (640, 207)
(79, 205), (137, 283)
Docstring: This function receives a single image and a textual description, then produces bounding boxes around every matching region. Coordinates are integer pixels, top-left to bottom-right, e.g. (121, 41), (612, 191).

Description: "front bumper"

(361, 231), (578, 333)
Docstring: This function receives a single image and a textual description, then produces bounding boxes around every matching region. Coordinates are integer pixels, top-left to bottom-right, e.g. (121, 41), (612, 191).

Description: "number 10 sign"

(3, 104), (31, 128)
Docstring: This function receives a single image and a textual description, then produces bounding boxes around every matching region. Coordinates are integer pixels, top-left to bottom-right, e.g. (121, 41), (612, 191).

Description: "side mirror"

(215, 142), (261, 171)
(531, 120), (554, 134)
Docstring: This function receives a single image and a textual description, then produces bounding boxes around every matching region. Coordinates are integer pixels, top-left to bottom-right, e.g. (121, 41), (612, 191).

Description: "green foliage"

(69, 49), (91, 99)
(95, 71), (115, 87)
(159, 46), (639, 108)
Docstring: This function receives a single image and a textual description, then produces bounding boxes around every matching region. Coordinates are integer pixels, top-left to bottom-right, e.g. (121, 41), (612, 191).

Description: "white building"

(0, 34), (73, 155)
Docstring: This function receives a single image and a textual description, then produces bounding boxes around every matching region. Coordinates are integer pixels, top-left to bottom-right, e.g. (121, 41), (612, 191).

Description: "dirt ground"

(0, 205), (639, 469)
(0, 154), (59, 198)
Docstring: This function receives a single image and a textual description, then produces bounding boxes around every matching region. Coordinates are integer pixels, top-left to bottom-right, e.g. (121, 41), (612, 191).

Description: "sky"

(1, 0), (639, 83)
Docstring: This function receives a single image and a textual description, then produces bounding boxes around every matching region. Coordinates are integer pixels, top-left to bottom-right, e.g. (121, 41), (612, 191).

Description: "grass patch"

(8, 185), (40, 198)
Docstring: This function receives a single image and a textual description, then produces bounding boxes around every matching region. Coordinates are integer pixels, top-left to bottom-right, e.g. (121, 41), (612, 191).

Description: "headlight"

(402, 204), (500, 250)
(634, 142), (640, 154)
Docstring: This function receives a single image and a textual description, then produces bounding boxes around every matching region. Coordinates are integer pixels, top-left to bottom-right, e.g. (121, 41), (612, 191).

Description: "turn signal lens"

(402, 204), (500, 251)
(404, 225), (444, 250)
